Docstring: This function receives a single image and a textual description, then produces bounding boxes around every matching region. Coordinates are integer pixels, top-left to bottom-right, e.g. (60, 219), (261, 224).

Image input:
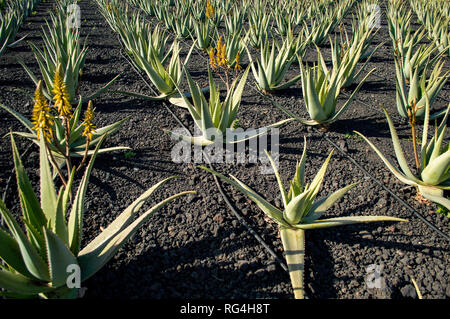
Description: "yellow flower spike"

(216, 36), (228, 67)
(216, 36), (223, 54)
(220, 41), (228, 67)
(82, 100), (96, 142)
(234, 50), (242, 71)
(206, 0), (214, 19)
(52, 64), (72, 118)
(32, 80), (54, 141)
(209, 47), (218, 70)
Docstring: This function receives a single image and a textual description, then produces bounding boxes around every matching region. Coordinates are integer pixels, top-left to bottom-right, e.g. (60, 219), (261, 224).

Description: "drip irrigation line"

(117, 46), (289, 273)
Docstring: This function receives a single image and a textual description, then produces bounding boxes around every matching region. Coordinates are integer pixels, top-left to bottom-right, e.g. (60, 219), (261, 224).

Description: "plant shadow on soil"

(83, 230), (292, 299)
(328, 116), (393, 138)
(357, 80), (395, 93)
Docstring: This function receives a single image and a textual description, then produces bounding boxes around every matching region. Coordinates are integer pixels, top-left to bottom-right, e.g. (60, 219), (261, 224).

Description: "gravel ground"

(0, 0), (448, 299)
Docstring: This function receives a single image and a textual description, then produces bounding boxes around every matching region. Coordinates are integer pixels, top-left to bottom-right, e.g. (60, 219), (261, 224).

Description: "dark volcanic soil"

(0, 0), (448, 299)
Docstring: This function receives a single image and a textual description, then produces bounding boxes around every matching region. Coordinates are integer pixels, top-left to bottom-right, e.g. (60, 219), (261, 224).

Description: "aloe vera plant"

(128, 0), (155, 16)
(304, 7), (339, 46)
(0, 134), (194, 298)
(389, 12), (443, 83)
(0, 0), (41, 56)
(163, 4), (193, 39)
(1, 72), (129, 175)
(429, 17), (450, 57)
(119, 38), (195, 106)
(397, 34), (441, 83)
(98, 0), (197, 106)
(271, 47), (374, 126)
(245, 6), (271, 48)
(200, 138), (406, 299)
(387, 2), (412, 45)
(1, 98), (128, 166)
(352, 0), (381, 60)
(203, 0), (223, 27)
(224, 5), (247, 36)
(410, 0), (449, 57)
(222, 29), (248, 69)
(330, 30), (378, 88)
(355, 98), (450, 210)
(246, 38), (301, 93)
(168, 66), (291, 146)
(191, 17), (214, 51)
(117, 14), (168, 64)
(0, 8), (21, 56)
(18, 6), (118, 104)
(273, 6), (295, 37)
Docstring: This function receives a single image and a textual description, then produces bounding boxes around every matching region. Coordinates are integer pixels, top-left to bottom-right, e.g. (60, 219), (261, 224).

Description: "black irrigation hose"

(117, 48), (290, 273)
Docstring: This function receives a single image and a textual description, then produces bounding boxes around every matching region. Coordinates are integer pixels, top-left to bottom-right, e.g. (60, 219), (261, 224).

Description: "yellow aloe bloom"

(82, 101), (96, 141)
(206, 0), (214, 19)
(32, 81), (54, 141)
(209, 47), (218, 70)
(52, 64), (72, 118)
(234, 50), (242, 71)
(216, 36), (228, 67)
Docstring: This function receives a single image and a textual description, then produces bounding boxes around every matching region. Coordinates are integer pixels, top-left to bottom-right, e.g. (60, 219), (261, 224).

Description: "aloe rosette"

(245, 6), (270, 48)
(118, 38), (197, 108)
(331, 25), (380, 89)
(0, 8), (21, 56)
(270, 47), (374, 126)
(0, 134), (194, 298)
(191, 17), (214, 51)
(0, 98), (129, 166)
(18, 8), (119, 104)
(200, 138), (406, 299)
(167, 65), (292, 146)
(246, 38), (302, 93)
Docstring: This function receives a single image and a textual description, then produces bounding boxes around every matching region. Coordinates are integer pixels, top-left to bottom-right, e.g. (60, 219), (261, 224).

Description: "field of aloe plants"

(0, 0), (448, 300)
